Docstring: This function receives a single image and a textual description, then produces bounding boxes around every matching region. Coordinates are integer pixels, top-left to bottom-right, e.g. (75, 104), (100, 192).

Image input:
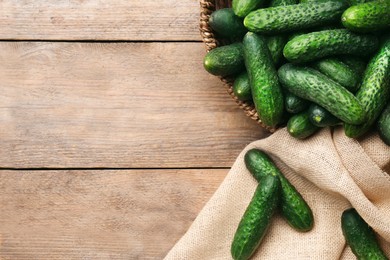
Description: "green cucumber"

(243, 0), (349, 34)
(243, 32), (284, 127)
(341, 208), (389, 260)
(209, 8), (247, 39)
(285, 91), (310, 114)
(342, 1), (390, 33)
(265, 0), (299, 65)
(278, 63), (367, 125)
(308, 104), (341, 127)
(312, 58), (360, 93)
(287, 110), (320, 139)
(349, 0), (376, 5)
(233, 72), (252, 101)
(340, 55), (367, 77)
(344, 37), (390, 138)
(244, 149), (314, 231)
(283, 29), (379, 63)
(231, 175), (280, 260)
(378, 102), (390, 146)
(233, 0), (267, 18)
(203, 43), (245, 77)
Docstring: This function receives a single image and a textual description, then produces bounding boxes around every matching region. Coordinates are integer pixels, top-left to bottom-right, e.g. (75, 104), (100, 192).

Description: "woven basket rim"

(199, 0), (276, 133)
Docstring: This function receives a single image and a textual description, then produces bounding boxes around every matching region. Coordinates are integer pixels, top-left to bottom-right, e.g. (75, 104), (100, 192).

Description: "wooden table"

(0, 1), (268, 259)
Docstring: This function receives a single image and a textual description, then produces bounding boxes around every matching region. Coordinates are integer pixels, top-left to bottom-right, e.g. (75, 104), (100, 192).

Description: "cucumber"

(233, 72), (252, 101)
(243, 32), (284, 127)
(341, 208), (389, 260)
(340, 55), (367, 77)
(243, 0), (349, 34)
(378, 102), (390, 146)
(266, 35), (287, 66)
(283, 29), (379, 63)
(203, 43), (245, 77)
(231, 175), (280, 260)
(308, 104), (341, 127)
(342, 1), (390, 33)
(266, 0), (299, 65)
(287, 110), (320, 139)
(312, 58), (360, 93)
(349, 0), (376, 5)
(285, 91), (310, 114)
(278, 63), (367, 125)
(344, 37), (390, 138)
(209, 8), (247, 39)
(244, 149), (314, 231)
(233, 0), (267, 18)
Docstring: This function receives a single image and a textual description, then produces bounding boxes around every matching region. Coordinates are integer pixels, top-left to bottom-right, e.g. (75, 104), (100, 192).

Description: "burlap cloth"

(165, 127), (390, 259)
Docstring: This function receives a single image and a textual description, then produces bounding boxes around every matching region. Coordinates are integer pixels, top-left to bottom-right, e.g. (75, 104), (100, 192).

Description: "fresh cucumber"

(243, 32), (284, 127)
(209, 8), (247, 39)
(203, 43), (245, 77)
(287, 110), (320, 139)
(231, 175), (280, 260)
(340, 55), (367, 77)
(283, 29), (379, 63)
(344, 36), (390, 138)
(233, 72), (252, 101)
(244, 149), (314, 231)
(265, 0), (299, 65)
(378, 102), (390, 146)
(278, 63), (367, 125)
(341, 208), (389, 260)
(308, 104), (341, 127)
(233, 0), (267, 18)
(342, 1), (390, 33)
(348, 0), (376, 5)
(312, 58), (360, 93)
(285, 91), (310, 114)
(243, 0), (348, 34)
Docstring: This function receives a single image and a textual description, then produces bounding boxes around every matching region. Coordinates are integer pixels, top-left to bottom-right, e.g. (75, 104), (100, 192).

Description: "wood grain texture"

(0, 169), (227, 259)
(0, 41), (267, 168)
(0, 0), (201, 41)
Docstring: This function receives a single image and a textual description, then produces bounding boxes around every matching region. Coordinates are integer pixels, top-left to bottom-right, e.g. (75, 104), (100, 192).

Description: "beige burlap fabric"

(165, 127), (390, 259)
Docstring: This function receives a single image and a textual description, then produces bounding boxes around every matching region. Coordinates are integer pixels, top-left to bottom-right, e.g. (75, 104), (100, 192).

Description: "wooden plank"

(0, 169), (227, 259)
(0, 0), (201, 41)
(0, 42), (267, 168)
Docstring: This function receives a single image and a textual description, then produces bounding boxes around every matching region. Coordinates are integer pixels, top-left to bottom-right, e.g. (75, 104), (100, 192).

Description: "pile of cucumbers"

(231, 149), (389, 259)
(203, 0), (390, 144)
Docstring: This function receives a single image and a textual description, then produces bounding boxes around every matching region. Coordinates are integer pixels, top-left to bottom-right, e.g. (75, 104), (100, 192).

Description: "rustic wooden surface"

(0, 1), (267, 259)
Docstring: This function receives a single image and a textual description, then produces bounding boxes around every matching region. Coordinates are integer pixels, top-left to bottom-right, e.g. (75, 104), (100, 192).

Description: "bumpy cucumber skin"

(278, 63), (367, 125)
(344, 37), (390, 138)
(342, 1), (390, 33)
(233, 72), (252, 101)
(308, 104), (341, 127)
(287, 110), (319, 139)
(285, 91), (310, 114)
(231, 175), (280, 260)
(244, 149), (314, 231)
(233, 0), (267, 18)
(341, 208), (389, 260)
(378, 102), (390, 146)
(266, 0), (299, 65)
(203, 43), (245, 77)
(340, 55), (367, 77)
(243, 0), (348, 34)
(209, 8), (247, 39)
(243, 32), (284, 127)
(349, 0), (376, 5)
(283, 29), (379, 63)
(312, 58), (360, 92)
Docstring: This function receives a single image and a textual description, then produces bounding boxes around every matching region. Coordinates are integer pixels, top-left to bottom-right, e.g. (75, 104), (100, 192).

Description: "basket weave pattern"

(199, 0), (276, 132)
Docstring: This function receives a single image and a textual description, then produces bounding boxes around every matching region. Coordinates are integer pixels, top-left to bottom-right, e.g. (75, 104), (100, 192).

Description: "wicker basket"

(199, 0), (276, 133)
